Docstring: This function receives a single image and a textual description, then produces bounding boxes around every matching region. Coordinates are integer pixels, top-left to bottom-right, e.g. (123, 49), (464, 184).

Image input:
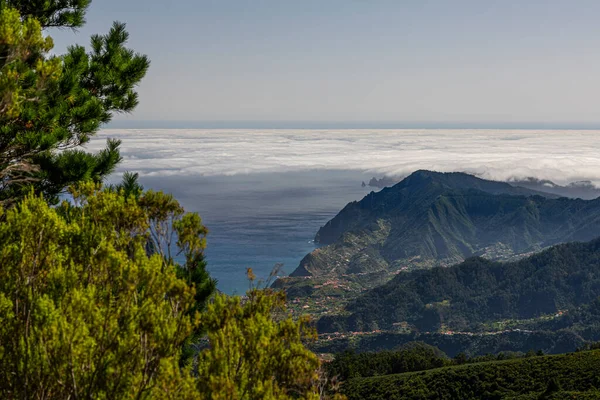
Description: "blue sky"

(50, 0), (600, 126)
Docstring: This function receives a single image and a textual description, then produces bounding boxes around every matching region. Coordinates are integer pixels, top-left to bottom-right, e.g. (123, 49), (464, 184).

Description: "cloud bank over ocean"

(88, 129), (600, 185)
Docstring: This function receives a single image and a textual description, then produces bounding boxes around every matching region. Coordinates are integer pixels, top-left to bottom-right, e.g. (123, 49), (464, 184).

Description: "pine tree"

(0, 0), (149, 204)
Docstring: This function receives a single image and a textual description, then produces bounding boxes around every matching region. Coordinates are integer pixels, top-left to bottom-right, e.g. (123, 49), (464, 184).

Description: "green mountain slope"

(318, 238), (600, 333)
(290, 170), (600, 278)
(341, 349), (600, 400)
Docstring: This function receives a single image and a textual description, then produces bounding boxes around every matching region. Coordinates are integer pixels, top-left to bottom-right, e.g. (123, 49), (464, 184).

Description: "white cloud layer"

(87, 129), (600, 185)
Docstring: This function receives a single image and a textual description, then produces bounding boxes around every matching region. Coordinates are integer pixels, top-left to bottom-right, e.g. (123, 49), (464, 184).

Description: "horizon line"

(105, 120), (600, 130)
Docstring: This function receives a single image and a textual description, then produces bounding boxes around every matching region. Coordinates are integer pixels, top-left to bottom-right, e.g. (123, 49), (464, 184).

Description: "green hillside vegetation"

(341, 348), (600, 400)
(317, 238), (600, 334)
(326, 342), (450, 381)
(325, 341), (563, 382)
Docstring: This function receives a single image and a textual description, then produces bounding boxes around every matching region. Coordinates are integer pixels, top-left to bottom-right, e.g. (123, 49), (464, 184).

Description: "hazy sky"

(51, 0), (600, 125)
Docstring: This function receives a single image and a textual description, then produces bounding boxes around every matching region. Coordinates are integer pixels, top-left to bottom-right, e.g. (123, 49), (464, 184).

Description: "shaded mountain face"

(318, 238), (600, 333)
(290, 170), (600, 277)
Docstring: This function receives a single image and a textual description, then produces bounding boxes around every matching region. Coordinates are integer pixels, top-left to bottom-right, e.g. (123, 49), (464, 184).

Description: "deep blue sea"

(139, 170), (373, 294)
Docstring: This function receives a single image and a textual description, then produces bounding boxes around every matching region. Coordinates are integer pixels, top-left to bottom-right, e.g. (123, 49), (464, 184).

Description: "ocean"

(138, 171), (373, 294)
(88, 128), (600, 294)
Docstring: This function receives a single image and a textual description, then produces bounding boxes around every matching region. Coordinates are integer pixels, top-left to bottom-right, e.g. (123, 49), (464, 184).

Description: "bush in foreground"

(0, 184), (336, 399)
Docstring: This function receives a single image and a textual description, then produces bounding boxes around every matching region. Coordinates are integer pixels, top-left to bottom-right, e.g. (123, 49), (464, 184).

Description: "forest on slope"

(318, 237), (600, 335)
(339, 347), (600, 400)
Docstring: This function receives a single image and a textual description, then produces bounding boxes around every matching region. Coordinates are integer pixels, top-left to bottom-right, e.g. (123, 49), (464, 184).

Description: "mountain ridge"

(362, 172), (600, 199)
(289, 170), (600, 279)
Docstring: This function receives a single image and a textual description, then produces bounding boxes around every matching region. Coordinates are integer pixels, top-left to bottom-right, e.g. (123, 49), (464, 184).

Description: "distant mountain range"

(290, 170), (600, 278)
(509, 177), (600, 200)
(365, 173), (600, 200)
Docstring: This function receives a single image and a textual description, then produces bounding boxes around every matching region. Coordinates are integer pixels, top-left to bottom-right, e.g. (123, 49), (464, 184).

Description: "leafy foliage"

(0, 0), (149, 204)
(0, 183), (341, 398)
(5, 0), (92, 28)
(196, 276), (325, 399)
(0, 2), (344, 398)
(0, 183), (214, 398)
